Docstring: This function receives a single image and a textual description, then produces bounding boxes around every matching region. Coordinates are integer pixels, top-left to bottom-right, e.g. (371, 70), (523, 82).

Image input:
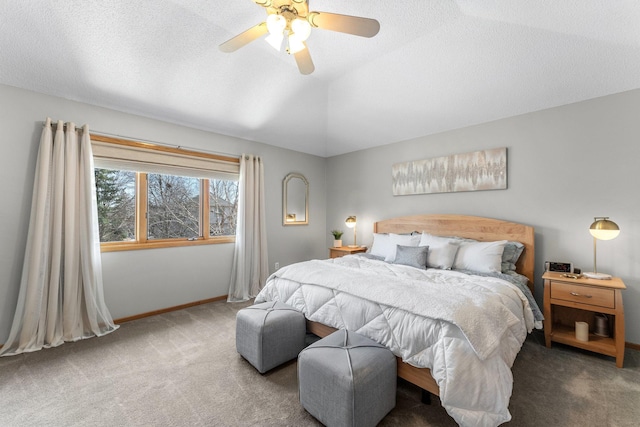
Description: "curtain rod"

(43, 120), (241, 160)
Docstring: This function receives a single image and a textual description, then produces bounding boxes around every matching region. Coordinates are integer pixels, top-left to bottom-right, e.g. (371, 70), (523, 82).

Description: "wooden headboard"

(374, 214), (535, 291)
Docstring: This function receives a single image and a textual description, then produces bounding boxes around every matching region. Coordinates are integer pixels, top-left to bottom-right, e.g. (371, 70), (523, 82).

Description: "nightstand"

(329, 246), (366, 258)
(543, 271), (626, 367)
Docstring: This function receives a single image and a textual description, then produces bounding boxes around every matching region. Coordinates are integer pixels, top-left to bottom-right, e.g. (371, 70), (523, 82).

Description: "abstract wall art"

(392, 147), (507, 196)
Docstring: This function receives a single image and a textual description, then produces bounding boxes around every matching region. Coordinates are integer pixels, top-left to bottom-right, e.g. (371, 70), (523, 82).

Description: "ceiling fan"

(219, 0), (380, 75)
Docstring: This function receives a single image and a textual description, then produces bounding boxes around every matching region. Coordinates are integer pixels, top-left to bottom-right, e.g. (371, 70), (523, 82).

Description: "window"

(91, 135), (240, 252)
(147, 173), (201, 240)
(95, 168), (135, 242)
(209, 179), (239, 237)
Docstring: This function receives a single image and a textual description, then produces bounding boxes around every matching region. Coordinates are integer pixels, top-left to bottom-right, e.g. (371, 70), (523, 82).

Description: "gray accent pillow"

(501, 241), (525, 272)
(392, 245), (428, 269)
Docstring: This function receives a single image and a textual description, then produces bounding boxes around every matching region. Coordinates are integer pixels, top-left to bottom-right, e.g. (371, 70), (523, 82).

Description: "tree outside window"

(95, 168), (135, 242)
(147, 174), (200, 240)
(94, 167), (238, 247)
(209, 179), (238, 236)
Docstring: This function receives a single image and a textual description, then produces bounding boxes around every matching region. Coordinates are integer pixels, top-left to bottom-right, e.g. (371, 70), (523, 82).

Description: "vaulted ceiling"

(1, 1), (639, 157)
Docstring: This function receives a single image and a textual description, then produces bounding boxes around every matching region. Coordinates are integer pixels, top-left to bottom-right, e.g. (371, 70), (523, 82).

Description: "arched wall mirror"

(283, 173), (309, 226)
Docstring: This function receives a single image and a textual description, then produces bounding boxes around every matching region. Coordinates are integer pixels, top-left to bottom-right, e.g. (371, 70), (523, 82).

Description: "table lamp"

(345, 216), (357, 248)
(583, 217), (620, 280)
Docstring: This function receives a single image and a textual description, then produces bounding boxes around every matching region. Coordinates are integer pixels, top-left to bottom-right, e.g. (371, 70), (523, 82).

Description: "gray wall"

(326, 89), (640, 345)
(2, 83), (639, 347)
(0, 84), (326, 341)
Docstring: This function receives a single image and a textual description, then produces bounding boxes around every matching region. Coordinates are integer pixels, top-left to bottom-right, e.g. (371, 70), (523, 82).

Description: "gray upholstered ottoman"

(298, 329), (397, 427)
(236, 301), (306, 374)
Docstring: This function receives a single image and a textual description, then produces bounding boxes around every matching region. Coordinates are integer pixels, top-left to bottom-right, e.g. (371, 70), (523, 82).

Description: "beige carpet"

(1, 299), (639, 426)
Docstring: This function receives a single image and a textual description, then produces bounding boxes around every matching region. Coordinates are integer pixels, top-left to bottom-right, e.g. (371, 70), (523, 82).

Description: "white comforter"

(255, 255), (535, 427)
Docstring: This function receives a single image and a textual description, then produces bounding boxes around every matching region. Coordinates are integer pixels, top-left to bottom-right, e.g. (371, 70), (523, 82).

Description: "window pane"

(209, 179), (238, 236)
(147, 173), (200, 240)
(95, 168), (136, 242)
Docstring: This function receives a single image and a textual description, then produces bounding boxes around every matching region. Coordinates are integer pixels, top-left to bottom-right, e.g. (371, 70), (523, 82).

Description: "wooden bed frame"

(307, 214), (535, 396)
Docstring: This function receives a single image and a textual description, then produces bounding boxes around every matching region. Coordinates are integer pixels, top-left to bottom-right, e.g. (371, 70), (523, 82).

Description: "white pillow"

(370, 233), (394, 259)
(452, 240), (508, 273)
(385, 233), (420, 262)
(418, 233), (460, 269)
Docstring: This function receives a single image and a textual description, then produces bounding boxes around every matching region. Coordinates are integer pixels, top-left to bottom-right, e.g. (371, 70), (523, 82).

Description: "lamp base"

(582, 272), (612, 280)
(348, 245), (359, 248)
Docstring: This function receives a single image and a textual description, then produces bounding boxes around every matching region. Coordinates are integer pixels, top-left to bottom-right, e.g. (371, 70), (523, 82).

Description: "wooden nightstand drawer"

(550, 281), (615, 308)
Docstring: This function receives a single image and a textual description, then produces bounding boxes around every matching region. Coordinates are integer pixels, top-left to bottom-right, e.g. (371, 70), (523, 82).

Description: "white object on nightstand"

(575, 322), (589, 342)
(583, 271), (612, 280)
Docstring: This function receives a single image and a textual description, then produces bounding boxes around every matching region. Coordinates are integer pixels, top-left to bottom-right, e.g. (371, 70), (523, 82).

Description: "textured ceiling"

(1, 1), (639, 157)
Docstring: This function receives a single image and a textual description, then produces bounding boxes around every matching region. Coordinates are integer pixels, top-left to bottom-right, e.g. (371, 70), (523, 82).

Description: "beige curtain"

(228, 154), (268, 302)
(0, 118), (118, 356)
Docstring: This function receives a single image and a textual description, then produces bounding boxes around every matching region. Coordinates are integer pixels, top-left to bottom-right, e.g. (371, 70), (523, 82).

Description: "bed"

(255, 214), (541, 427)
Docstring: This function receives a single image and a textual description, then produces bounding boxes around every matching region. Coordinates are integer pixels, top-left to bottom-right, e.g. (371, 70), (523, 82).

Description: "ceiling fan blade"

(294, 44), (315, 75)
(219, 22), (268, 53)
(308, 12), (380, 38)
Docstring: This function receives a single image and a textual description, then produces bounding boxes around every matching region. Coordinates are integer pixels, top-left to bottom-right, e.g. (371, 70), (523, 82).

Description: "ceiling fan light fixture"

(287, 34), (306, 54)
(266, 14), (286, 35)
(291, 18), (311, 41)
(219, 1), (380, 75)
(265, 32), (284, 51)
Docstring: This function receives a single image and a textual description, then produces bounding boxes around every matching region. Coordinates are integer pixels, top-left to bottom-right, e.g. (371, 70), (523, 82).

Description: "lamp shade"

(265, 32), (284, 50)
(589, 217), (620, 241)
(345, 216), (356, 228)
(287, 34), (306, 54)
(266, 14), (286, 34)
(291, 18), (311, 41)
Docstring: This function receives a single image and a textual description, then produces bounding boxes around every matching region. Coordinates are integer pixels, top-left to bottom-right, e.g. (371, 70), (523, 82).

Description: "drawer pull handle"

(570, 292), (592, 298)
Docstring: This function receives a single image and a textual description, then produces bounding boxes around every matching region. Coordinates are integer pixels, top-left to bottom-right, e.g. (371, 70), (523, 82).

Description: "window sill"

(100, 236), (235, 252)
